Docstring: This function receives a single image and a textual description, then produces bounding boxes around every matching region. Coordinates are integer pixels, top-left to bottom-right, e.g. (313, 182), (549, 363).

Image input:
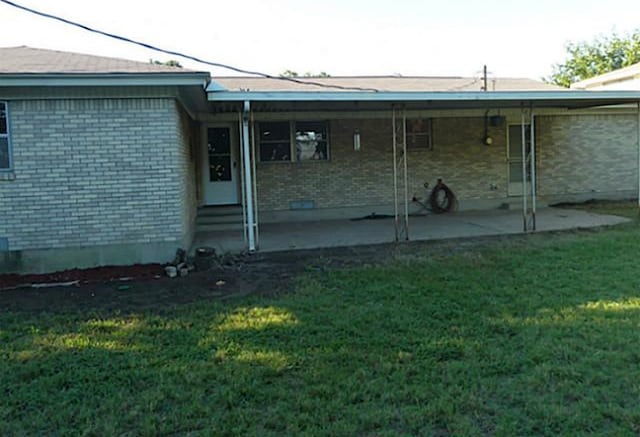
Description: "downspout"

(242, 100), (256, 252)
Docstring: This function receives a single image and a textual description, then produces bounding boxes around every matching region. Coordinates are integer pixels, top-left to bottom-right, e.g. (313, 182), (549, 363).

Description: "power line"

(0, 0), (379, 92)
(446, 78), (480, 91)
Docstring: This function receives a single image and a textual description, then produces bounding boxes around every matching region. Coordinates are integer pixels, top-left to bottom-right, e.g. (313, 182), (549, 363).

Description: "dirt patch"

(0, 227), (615, 314)
(0, 264), (165, 290)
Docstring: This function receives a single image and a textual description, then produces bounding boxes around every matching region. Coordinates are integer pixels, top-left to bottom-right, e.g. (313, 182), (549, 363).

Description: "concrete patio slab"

(191, 207), (630, 254)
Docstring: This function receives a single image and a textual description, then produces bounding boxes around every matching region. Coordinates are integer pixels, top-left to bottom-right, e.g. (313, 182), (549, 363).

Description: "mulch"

(0, 263), (165, 290)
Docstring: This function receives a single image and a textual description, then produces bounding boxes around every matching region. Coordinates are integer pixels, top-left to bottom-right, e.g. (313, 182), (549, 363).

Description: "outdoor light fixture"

(353, 130), (361, 151)
(484, 135), (493, 146)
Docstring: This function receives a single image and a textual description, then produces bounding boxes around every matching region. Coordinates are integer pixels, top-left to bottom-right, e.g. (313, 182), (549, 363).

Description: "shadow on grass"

(5, 224), (640, 434)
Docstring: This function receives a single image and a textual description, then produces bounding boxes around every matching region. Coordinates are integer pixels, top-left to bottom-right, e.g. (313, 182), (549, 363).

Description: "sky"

(1, 0), (639, 80)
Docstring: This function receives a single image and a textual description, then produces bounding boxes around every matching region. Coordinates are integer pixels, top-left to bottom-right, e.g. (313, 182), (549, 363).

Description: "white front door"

(507, 123), (532, 196)
(201, 125), (240, 205)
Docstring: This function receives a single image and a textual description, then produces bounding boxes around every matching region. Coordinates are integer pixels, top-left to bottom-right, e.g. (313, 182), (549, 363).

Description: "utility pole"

(481, 65), (488, 91)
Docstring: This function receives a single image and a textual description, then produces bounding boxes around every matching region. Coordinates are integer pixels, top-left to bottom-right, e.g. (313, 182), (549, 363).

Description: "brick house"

(1, 46), (640, 273)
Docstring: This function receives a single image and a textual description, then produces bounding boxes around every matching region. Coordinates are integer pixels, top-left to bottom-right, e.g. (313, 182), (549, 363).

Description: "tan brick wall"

(0, 98), (195, 252)
(176, 105), (198, 246)
(256, 117), (508, 211)
(536, 114), (638, 196)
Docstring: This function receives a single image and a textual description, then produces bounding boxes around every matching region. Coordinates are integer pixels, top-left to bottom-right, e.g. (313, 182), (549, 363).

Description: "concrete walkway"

(192, 207), (630, 254)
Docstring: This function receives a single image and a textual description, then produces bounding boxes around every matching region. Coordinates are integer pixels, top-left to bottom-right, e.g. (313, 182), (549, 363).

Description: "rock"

(164, 266), (177, 278)
(196, 247), (216, 257)
(173, 248), (187, 265)
(179, 267), (189, 277)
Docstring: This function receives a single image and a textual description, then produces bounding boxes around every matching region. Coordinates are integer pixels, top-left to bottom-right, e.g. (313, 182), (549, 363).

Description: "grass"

(555, 198), (640, 220)
(3, 203), (640, 435)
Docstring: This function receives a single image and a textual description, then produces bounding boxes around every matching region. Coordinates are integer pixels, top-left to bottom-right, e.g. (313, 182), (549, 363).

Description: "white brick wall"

(0, 98), (196, 252)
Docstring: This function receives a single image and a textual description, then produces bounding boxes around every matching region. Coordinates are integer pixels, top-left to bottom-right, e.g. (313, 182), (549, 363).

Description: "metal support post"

(250, 111), (259, 247)
(392, 107), (399, 240)
(238, 111), (247, 243)
(521, 108), (528, 232)
(392, 106), (409, 241)
(402, 109), (409, 240)
(530, 109), (537, 231)
(242, 101), (256, 252)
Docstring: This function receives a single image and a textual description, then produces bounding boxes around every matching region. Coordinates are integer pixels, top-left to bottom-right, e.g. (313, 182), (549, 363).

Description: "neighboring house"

(571, 62), (640, 90)
(1, 46), (640, 273)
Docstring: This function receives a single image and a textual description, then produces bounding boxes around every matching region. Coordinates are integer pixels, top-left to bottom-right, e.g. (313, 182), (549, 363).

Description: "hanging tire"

(429, 179), (457, 213)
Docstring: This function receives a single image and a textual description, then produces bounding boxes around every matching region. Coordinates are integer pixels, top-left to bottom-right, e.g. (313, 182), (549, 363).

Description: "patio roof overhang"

(206, 88), (640, 112)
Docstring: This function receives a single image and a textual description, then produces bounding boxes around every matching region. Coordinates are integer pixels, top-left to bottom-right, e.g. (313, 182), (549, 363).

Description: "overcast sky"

(1, 0), (639, 80)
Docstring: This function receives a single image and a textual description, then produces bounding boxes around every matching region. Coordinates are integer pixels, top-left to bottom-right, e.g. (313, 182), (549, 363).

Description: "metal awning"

(206, 88), (640, 111)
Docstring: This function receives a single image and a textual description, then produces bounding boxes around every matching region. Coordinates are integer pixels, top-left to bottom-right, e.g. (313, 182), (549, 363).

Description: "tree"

(150, 59), (183, 68)
(280, 70), (331, 78)
(280, 70), (299, 78)
(548, 30), (640, 87)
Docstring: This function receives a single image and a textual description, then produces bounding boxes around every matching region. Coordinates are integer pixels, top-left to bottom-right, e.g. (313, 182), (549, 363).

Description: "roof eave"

(571, 66), (640, 89)
(0, 72), (210, 87)
(207, 90), (640, 103)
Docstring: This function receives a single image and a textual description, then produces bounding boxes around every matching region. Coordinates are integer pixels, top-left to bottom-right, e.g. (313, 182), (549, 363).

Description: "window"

(507, 124), (532, 188)
(207, 127), (232, 181)
(406, 118), (433, 150)
(259, 121), (291, 162)
(258, 121), (329, 162)
(0, 102), (10, 170)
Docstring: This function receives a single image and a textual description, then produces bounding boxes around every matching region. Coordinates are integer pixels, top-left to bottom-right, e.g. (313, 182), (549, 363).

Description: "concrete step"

(198, 205), (243, 217)
(196, 215), (243, 225)
(197, 222), (245, 232)
(197, 205), (243, 232)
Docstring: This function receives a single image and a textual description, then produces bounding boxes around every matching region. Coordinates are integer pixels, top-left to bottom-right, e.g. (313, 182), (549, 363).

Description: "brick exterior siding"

(0, 98), (195, 252)
(255, 113), (639, 213)
(256, 117), (508, 211)
(2, 99), (637, 269)
(536, 114), (638, 196)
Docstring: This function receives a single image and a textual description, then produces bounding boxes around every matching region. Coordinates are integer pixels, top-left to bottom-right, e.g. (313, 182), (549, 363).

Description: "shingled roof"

(212, 76), (563, 92)
(0, 46), (201, 74)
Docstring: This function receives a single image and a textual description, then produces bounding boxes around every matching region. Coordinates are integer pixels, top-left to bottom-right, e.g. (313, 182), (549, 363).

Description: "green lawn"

(3, 207), (640, 435)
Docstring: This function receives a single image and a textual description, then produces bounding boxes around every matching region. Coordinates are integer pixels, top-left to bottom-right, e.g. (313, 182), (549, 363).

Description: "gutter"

(0, 72), (211, 88)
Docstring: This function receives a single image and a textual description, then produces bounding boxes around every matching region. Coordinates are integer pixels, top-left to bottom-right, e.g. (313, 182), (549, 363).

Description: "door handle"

(233, 161), (237, 168)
